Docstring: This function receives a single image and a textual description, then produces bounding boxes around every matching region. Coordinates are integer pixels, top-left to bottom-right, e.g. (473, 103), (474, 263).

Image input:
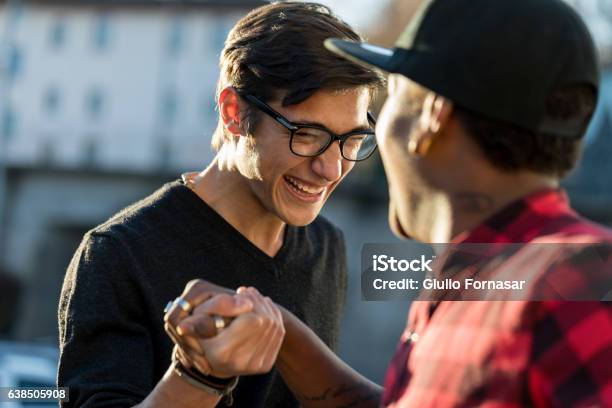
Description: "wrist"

(171, 349), (239, 404)
(142, 365), (222, 408)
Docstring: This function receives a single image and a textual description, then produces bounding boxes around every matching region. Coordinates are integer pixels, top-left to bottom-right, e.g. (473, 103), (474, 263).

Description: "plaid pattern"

(382, 189), (612, 407)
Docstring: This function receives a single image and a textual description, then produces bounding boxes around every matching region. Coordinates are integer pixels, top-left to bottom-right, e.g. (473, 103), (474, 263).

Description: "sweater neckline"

(170, 179), (295, 265)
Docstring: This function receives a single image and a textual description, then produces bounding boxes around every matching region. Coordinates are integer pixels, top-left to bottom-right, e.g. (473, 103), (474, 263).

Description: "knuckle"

(186, 279), (203, 289)
(165, 322), (178, 338)
(207, 294), (232, 314)
(244, 313), (259, 326)
(166, 313), (178, 327)
(276, 316), (285, 328)
(216, 293), (233, 306)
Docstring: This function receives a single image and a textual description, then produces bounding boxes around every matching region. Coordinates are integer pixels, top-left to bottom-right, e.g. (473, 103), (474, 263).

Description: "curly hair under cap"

(456, 85), (596, 178)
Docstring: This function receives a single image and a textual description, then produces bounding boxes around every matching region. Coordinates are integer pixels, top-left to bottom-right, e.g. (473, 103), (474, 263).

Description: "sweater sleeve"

(57, 233), (155, 408)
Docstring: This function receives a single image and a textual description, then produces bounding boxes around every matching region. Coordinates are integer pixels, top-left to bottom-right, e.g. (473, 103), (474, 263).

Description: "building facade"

(0, 0), (261, 341)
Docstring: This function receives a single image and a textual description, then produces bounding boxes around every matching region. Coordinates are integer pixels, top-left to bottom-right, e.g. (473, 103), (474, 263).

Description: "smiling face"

(375, 75), (431, 239)
(235, 88), (371, 226)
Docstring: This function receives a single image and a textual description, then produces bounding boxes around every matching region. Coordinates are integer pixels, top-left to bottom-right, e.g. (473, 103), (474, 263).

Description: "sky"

(316, 0), (612, 53)
(309, 0), (393, 31)
(567, 0), (612, 51)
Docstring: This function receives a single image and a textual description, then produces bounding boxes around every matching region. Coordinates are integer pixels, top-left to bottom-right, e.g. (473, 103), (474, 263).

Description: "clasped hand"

(163, 280), (285, 379)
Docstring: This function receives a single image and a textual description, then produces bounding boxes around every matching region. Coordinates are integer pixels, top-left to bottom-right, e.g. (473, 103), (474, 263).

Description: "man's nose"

(312, 141), (343, 182)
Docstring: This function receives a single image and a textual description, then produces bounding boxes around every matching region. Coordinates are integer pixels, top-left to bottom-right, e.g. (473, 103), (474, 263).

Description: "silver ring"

(213, 315), (226, 334)
(176, 297), (193, 314)
(163, 300), (174, 314)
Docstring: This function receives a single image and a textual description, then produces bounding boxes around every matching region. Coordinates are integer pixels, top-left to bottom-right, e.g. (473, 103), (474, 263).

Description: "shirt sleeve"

(58, 233), (155, 408)
(527, 245), (612, 407)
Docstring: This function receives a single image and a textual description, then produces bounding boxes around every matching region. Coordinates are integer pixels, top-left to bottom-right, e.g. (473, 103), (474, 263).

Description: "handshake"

(162, 280), (286, 389)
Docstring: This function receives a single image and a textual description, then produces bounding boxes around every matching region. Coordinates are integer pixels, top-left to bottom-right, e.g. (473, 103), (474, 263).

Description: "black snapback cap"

(325, 0), (599, 138)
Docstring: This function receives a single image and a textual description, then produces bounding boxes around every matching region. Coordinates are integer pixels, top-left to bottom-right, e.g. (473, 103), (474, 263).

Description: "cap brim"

(324, 38), (396, 73)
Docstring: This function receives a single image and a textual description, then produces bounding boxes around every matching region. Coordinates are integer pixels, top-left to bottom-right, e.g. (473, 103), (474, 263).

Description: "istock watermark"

(371, 254), (435, 272)
(361, 242), (612, 301)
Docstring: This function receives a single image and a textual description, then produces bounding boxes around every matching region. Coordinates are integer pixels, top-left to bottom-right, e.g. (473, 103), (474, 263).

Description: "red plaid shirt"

(382, 189), (612, 407)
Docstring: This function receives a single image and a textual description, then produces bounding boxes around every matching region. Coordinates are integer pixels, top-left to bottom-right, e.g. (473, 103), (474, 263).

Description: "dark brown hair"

(455, 85), (596, 177)
(212, 1), (385, 150)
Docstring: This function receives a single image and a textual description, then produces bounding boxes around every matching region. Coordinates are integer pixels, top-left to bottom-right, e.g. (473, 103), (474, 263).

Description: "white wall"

(2, 4), (244, 172)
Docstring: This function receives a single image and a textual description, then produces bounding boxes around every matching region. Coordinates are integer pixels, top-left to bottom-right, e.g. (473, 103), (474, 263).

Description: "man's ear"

(421, 92), (453, 135)
(218, 87), (243, 136)
(411, 92), (453, 156)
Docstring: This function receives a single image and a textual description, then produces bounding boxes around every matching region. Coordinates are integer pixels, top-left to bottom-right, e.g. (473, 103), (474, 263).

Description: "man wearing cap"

(169, 0), (612, 406)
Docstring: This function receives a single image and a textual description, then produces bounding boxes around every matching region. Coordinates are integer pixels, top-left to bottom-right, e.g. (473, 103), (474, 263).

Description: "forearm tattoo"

(299, 383), (380, 408)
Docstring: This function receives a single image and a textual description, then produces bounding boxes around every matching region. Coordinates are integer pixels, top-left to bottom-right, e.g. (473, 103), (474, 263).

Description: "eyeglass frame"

(240, 93), (378, 162)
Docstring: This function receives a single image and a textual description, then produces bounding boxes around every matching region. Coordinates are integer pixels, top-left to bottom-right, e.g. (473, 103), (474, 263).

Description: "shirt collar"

(452, 188), (574, 244)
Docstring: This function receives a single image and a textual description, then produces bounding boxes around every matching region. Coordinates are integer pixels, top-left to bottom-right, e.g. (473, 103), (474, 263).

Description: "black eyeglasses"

(241, 94), (377, 162)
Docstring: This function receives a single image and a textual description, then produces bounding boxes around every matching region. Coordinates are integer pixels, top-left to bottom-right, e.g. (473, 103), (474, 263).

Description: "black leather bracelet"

(171, 350), (239, 404)
(182, 363), (237, 389)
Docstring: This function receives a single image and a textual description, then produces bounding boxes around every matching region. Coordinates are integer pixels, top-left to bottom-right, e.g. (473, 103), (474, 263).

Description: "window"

(43, 86), (61, 115)
(167, 17), (184, 56)
(82, 137), (97, 165)
(85, 87), (105, 119)
(7, 46), (23, 80)
(93, 14), (111, 51)
(2, 108), (17, 141)
(49, 20), (66, 50)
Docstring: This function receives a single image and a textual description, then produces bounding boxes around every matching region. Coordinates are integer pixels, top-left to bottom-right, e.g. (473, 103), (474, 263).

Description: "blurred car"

(0, 340), (58, 407)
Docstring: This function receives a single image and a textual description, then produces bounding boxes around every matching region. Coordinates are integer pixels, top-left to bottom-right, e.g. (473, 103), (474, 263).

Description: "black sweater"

(58, 180), (347, 408)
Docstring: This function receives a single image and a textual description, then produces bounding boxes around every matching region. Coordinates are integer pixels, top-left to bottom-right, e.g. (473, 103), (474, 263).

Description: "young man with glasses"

(57, 2), (383, 407)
